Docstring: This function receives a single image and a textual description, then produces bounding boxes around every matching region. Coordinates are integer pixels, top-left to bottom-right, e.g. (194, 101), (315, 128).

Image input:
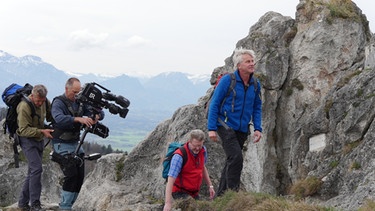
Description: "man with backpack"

(163, 129), (215, 211)
(51, 77), (104, 211)
(207, 47), (263, 197)
(17, 84), (53, 211)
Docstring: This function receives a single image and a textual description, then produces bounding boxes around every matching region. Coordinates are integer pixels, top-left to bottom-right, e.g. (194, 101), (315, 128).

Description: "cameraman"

(51, 77), (104, 211)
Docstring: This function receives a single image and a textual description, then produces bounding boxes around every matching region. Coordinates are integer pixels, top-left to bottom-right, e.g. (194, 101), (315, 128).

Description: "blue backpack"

(2, 83), (35, 137)
(162, 142), (187, 181)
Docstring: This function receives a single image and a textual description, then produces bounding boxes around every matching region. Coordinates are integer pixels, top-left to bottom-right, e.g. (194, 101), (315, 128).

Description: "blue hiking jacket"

(207, 70), (262, 133)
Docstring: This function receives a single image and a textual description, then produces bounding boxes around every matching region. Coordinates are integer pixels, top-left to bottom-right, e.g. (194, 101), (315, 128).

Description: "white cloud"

(125, 35), (152, 48)
(68, 29), (109, 51)
(27, 36), (56, 45)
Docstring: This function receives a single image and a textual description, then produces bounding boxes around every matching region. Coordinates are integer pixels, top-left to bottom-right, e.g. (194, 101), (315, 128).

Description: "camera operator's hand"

(75, 117), (96, 127)
(94, 114), (101, 122)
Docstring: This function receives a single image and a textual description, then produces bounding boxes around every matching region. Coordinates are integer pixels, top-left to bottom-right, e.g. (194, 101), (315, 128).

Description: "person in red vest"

(163, 129), (215, 211)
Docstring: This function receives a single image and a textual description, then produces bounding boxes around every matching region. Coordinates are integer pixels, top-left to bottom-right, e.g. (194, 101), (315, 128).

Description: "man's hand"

(253, 130), (262, 143)
(163, 201), (172, 211)
(209, 186), (215, 200)
(41, 129), (54, 139)
(76, 117), (96, 127)
(208, 131), (218, 142)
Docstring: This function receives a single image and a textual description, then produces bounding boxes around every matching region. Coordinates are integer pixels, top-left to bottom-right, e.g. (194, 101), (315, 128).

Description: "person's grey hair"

(65, 77), (80, 88)
(189, 129), (205, 142)
(232, 47), (256, 70)
(32, 84), (48, 98)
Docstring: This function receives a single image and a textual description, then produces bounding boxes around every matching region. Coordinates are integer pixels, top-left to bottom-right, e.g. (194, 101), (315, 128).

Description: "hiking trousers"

(216, 126), (247, 197)
(18, 136), (44, 207)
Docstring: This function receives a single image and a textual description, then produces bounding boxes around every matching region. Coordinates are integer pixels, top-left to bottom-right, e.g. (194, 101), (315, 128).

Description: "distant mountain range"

(0, 50), (211, 150)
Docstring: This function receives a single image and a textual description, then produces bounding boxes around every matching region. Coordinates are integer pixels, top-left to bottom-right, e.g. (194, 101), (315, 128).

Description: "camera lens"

(108, 104), (119, 114)
(119, 108), (129, 118)
(115, 95), (130, 108)
(102, 92), (117, 101)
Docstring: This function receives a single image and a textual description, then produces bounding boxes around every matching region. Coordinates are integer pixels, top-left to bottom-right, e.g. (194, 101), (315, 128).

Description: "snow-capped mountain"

(0, 50), (211, 133)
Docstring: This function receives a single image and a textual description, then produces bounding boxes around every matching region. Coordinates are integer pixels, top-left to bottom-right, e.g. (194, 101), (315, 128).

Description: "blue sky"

(0, 0), (373, 77)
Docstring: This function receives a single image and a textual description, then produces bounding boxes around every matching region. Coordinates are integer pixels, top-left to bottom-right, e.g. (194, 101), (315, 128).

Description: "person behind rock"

(17, 84), (53, 211)
(51, 77), (104, 210)
(163, 129), (215, 211)
(207, 47), (263, 197)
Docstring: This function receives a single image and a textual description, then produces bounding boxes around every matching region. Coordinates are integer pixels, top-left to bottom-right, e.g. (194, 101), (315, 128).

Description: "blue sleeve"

(51, 98), (75, 129)
(168, 154), (183, 178)
(207, 75), (231, 131)
(252, 80), (262, 132)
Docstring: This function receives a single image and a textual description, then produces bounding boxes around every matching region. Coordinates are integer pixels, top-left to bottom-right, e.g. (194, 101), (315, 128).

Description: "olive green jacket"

(16, 97), (52, 141)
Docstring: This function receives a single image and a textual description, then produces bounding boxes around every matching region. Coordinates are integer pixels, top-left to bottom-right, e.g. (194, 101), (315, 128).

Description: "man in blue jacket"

(207, 47), (262, 197)
(51, 77), (104, 210)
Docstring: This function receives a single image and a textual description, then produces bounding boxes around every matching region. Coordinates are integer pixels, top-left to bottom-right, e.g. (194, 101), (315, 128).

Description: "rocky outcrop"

(74, 1), (375, 210)
(2, 0), (375, 211)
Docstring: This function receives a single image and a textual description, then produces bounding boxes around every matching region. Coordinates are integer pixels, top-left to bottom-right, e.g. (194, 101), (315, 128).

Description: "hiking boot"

(18, 204), (31, 211)
(30, 203), (43, 211)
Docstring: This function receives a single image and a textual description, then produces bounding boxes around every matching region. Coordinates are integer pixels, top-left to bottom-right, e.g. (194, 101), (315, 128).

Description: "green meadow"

(86, 127), (150, 153)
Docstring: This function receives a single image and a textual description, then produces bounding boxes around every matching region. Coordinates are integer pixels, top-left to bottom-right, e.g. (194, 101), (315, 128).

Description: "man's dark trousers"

(18, 136), (44, 207)
(216, 126), (247, 197)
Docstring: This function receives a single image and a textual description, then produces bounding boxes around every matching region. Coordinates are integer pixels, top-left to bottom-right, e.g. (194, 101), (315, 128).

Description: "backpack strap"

(179, 146), (188, 167)
(220, 72), (236, 113)
(165, 145), (188, 184)
(21, 95), (38, 119)
(229, 73), (236, 112)
(45, 98), (50, 115)
(53, 95), (83, 117)
(217, 73), (236, 129)
(252, 75), (258, 94)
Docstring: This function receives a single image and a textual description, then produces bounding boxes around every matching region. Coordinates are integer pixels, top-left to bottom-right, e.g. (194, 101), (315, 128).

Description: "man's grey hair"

(232, 47), (256, 70)
(32, 84), (48, 98)
(65, 77), (80, 88)
(189, 129), (206, 142)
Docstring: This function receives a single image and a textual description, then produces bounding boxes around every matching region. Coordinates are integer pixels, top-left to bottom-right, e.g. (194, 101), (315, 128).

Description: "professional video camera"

(75, 82), (130, 118)
(50, 82), (131, 165)
(76, 81), (130, 147)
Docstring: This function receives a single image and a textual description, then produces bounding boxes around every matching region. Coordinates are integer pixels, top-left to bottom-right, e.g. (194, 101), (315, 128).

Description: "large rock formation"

(1, 0), (375, 210)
